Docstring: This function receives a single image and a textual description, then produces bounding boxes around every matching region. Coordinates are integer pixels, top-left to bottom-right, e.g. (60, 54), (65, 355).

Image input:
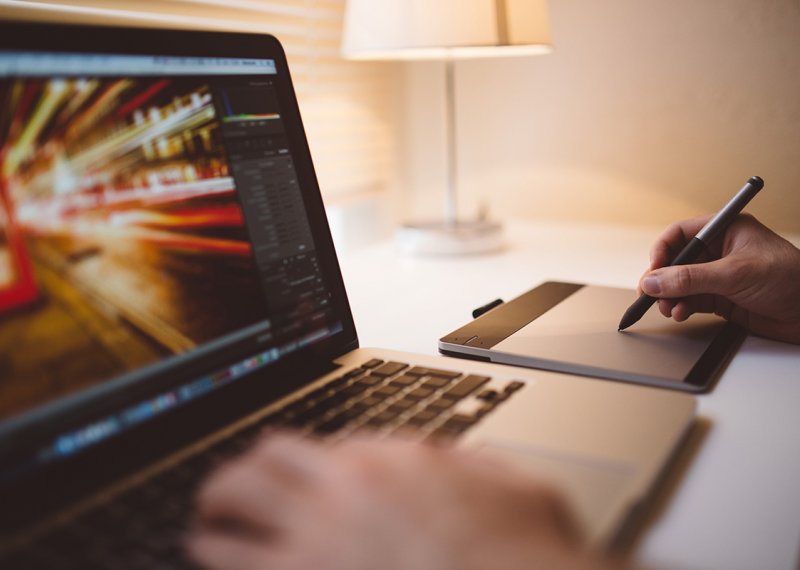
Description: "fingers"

(194, 434), (330, 538)
(649, 215), (713, 270)
(249, 431), (331, 482)
(670, 301), (694, 322)
(656, 293), (737, 324)
(640, 257), (733, 300)
(191, 435), (340, 570)
(657, 298), (677, 318)
(657, 297), (701, 321)
(194, 460), (296, 538)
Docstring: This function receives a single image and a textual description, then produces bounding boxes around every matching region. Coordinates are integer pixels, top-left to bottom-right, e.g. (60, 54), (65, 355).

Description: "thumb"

(640, 259), (731, 299)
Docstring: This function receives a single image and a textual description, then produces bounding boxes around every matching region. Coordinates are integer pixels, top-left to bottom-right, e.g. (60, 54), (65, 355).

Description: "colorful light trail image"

(0, 76), (269, 419)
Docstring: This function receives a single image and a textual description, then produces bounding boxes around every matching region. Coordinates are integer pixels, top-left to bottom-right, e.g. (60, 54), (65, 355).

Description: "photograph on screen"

(0, 76), (271, 420)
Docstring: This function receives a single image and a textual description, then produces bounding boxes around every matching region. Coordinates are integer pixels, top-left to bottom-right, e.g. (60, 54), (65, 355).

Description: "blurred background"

(399, 0), (800, 236)
(1, 0), (799, 251)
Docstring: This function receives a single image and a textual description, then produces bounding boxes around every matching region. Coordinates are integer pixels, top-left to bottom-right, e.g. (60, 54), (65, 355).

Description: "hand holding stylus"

(630, 211), (800, 345)
(619, 176), (764, 331)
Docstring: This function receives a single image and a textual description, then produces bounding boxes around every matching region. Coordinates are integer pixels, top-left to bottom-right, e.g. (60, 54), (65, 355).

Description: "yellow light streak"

(3, 80), (69, 178)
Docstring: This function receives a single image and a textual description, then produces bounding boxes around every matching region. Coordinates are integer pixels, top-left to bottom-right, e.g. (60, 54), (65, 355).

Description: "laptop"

(0, 21), (695, 568)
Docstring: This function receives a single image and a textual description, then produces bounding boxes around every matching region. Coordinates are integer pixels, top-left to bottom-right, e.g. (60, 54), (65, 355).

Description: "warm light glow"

(344, 44), (552, 61)
(342, 0), (552, 62)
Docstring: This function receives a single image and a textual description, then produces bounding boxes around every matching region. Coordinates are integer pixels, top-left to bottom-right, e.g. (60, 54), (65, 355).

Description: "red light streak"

(112, 79), (170, 121)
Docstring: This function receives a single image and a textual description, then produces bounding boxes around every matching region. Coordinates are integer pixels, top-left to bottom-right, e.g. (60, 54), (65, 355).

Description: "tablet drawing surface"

(440, 281), (744, 391)
(491, 285), (726, 386)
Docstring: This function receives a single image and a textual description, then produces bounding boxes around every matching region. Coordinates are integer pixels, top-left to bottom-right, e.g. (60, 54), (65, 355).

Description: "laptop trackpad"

(478, 442), (638, 544)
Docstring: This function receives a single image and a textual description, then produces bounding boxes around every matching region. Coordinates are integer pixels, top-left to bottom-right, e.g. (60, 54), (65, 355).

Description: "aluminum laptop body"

(0, 22), (694, 566)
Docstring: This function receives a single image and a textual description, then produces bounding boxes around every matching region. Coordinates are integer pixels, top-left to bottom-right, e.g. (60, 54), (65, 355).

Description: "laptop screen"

(0, 48), (346, 467)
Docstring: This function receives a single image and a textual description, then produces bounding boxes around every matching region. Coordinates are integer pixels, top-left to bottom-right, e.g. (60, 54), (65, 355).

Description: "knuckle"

(674, 266), (695, 294)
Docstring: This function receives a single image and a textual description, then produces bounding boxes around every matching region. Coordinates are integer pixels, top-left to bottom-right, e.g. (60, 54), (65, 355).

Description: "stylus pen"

(618, 175), (765, 331)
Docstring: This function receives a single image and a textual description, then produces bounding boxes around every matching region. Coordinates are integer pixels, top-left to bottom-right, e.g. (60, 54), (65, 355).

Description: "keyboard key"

(387, 400), (417, 413)
(326, 377), (350, 389)
(406, 410), (437, 426)
(366, 410), (399, 426)
(373, 385), (402, 398)
(443, 375), (490, 400)
(344, 367), (369, 379)
(389, 374), (419, 387)
(406, 366), (462, 379)
(305, 386), (332, 400)
(356, 395), (383, 408)
(371, 361), (409, 377)
(421, 377), (450, 389)
(283, 398), (315, 415)
(355, 374), (383, 387)
(505, 381), (525, 393)
(425, 398), (456, 412)
(315, 410), (359, 433)
(292, 411), (321, 429)
(441, 414), (479, 433)
(405, 387), (434, 401)
(425, 427), (460, 442)
(340, 383), (369, 398)
(321, 392), (351, 407)
(476, 389), (503, 401)
(362, 359), (384, 369)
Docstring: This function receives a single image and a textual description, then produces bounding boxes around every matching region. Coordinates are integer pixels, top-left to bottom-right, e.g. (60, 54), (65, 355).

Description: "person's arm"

(639, 214), (800, 344)
(188, 433), (631, 570)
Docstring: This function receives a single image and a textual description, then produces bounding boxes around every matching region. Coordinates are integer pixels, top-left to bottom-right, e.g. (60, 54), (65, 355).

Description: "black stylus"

(618, 175), (764, 331)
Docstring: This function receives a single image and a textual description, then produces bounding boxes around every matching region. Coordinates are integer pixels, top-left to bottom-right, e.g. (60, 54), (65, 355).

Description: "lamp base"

(395, 219), (505, 255)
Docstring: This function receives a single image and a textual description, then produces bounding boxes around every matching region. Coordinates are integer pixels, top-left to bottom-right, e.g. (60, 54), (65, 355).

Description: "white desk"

(338, 220), (800, 570)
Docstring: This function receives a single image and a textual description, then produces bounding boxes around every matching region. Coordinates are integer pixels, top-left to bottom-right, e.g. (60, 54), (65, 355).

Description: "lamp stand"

(396, 58), (504, 255)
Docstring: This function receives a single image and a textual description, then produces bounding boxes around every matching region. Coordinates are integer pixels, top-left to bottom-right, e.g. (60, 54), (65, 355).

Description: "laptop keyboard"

(278, 359), (524, 437)
(0, 359), (524, 569)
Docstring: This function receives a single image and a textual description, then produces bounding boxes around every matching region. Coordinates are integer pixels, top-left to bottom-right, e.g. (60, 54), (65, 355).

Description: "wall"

(398, 0), (800, 233)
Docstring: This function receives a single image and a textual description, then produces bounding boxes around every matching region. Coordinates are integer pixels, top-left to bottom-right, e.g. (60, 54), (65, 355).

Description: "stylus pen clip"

(472, 298), (504, 319)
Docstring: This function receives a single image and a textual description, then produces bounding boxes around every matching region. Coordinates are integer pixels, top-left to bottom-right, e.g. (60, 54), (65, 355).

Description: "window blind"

(0, 0), (397, 200)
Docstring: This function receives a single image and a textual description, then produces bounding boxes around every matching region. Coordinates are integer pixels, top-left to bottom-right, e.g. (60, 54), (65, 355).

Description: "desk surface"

(338, 220), (800, 570)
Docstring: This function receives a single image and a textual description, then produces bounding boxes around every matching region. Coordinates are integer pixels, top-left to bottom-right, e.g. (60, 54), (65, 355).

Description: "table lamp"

(342, 0), (551, 254)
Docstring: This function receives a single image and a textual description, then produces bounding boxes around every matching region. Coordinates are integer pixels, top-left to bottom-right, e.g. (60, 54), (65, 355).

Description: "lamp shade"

(342, 0), (551, 60)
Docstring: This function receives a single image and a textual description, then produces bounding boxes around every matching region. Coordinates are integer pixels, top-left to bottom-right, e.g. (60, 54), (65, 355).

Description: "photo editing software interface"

(0, 52), (341, 465)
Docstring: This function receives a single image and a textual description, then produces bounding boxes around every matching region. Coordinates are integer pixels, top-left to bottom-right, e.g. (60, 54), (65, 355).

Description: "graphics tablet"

(439, 282), (744, 392)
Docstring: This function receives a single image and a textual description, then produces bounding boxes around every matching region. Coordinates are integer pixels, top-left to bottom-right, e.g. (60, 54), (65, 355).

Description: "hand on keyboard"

(188, 433), (622, 570)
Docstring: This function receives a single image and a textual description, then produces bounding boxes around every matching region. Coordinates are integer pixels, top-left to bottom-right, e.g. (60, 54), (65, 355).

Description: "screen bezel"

(0, 21), (359, 512)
